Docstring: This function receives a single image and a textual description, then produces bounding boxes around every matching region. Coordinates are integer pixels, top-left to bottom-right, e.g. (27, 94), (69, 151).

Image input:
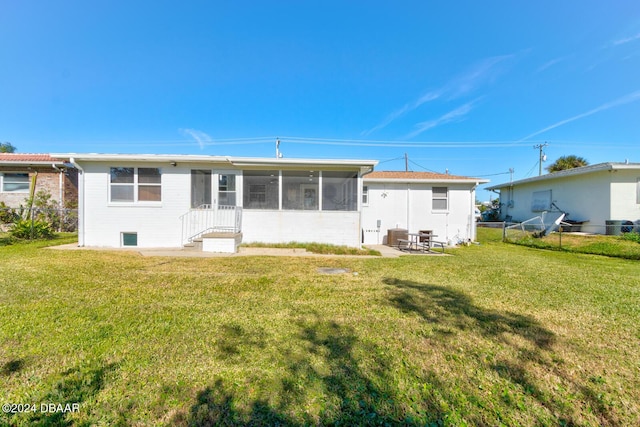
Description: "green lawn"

(1, 232), (639, 426)
(502, 227), (640, 260)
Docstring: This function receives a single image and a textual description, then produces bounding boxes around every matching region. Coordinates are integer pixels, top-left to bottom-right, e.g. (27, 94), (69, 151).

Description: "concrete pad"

(47, 243), (435, 258)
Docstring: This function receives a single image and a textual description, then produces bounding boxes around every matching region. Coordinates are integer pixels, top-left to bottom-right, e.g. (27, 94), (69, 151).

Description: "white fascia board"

(228, 157), (378, 170)
(52, 153), (232, 164)
(486, 162), (640, 190)
(52, 154), (378, 171)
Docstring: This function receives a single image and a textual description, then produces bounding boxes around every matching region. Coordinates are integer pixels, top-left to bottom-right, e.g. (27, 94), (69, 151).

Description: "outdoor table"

(407, 232), (438, 252)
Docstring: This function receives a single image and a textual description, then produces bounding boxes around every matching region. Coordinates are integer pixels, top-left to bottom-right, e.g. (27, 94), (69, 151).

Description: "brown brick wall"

(63, 168), (79, 207)
(0, 166), (78, 208)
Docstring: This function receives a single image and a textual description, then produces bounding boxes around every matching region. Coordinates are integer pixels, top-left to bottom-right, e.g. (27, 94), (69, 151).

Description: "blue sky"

(2, 1), (640, 199)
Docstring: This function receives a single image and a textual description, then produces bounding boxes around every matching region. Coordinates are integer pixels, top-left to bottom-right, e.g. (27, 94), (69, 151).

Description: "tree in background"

(0, 142), (16, 153)
(545, 155), (589, 173)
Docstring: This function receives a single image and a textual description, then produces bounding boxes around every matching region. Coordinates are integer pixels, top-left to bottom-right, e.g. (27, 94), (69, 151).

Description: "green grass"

(1, 233), (639, 425)
(0, 231), (77, 248)
(242, 241), (382, 256)
(498, 226), (640, 260)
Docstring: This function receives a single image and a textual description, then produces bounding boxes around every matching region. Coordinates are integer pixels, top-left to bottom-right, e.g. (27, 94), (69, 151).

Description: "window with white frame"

(362, 185), (369, 206)
(1, 172), (30, 193)
(110, 167), (161, 203)
(432, 187), (448, 210)
(218, 174), (237, 206)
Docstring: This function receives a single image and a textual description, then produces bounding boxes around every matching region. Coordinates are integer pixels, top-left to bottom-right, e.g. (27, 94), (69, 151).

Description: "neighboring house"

(0, 153), (78, 208)
(54, 153), (377, 250)
(361, 171), (489, 245)
(486, 162), (640, 233)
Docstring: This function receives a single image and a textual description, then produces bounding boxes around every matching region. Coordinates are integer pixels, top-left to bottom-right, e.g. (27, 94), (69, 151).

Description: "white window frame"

(218, 173), (237, 206)
(1, 172), (30, 193)
(362, 185), (369, 206)
(109, 167), (162, 204)
(432, 187), (448, 211)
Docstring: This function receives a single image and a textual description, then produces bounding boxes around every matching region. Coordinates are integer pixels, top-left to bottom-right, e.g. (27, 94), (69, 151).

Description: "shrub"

(0, 201), (19, 224)
(10, 219), (54, 239)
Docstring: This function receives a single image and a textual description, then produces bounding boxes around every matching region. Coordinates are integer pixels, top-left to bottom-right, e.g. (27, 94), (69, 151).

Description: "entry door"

(191, 170), (212, 208)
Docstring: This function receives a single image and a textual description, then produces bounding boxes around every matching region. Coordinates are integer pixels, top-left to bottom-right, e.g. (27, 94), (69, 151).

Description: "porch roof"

(52, 153), (377, 172)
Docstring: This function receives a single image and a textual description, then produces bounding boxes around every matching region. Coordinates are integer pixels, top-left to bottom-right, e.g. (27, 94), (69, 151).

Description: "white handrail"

(180, 205), (242, 245)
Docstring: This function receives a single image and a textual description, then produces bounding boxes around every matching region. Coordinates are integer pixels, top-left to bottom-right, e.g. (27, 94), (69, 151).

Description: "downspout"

(470, 183), (479, 242)
(406, 183), (411, 232)
(69, 158), (84, 247)
(52, 164), (64, 206)
(359, 166), (375, 248)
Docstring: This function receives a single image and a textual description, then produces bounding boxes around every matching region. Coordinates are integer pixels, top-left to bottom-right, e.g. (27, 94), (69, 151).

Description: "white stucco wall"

(79, 161), (366, 248)
(361, 181), (477, 245)
(498, 168), (640, 233)
(610, 169), (640, 221)
(242, 210), (361, 246)
(81, 162), (191, 247)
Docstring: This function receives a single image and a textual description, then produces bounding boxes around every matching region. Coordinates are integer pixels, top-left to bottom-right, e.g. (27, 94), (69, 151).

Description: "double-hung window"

(362, 185), (369, 206)
(110, 167), (161, 203)
(1, 173), (30, 193)
(432, 187), (448, 210)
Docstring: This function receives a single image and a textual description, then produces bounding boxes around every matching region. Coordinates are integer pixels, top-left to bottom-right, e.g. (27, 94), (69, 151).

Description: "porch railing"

(180, 204), (242, 244)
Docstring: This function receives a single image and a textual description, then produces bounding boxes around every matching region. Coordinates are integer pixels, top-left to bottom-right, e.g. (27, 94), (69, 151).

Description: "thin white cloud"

(536, 57), (566, 73)
(180, 128), (213, 149)
(446, 55), (512, 99)
(519, 89), (640, 141)
(363, 54), (514, 136)
(612, 32), (640, 46)
(404, 100), (478, 140)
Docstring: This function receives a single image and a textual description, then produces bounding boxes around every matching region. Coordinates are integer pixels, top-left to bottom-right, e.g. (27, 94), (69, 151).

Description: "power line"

(377, 156), (406, 164)
(473, 171), (512, 177)
(27, 134), (640, 149)
(524, 160), (540, 178)
(408, 159), (442, 174)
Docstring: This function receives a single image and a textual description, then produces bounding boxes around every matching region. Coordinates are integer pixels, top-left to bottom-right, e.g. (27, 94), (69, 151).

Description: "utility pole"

(404, 153), (408, 172)
(276, 138), (282, 159)
(533, 142), (548, 176)
(509, 168), (514, 184)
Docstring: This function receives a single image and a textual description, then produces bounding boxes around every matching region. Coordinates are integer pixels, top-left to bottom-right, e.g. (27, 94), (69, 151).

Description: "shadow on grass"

(384, 277), (555, 349)
(215, 323), (266, 360)
(1, 359), (25, 376)
(384, 278), (622, 427)
(0, 235), (14, 246)
(172, 317), (446, 426)
(2, 360), (119, 426)
(169, 279), (621, 426)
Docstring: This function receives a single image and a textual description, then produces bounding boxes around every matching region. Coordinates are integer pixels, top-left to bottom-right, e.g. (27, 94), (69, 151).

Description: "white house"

(361, 171), (488, 245)
(486, 162), (640, 234)
(56, 153), (377, 250)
